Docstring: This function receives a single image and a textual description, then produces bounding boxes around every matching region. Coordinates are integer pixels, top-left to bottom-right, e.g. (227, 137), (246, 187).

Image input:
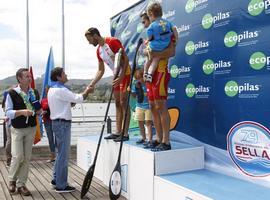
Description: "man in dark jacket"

(5, 68), (41, 196)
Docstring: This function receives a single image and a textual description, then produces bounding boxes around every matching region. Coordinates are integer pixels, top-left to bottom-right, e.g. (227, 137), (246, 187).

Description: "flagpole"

(26, 0), (29, 68)
(62, 0), (65, 70)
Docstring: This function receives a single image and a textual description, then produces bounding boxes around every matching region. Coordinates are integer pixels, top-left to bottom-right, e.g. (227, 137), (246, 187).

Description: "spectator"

(5, 68), (42, 196)
(41, 86), (56, 163)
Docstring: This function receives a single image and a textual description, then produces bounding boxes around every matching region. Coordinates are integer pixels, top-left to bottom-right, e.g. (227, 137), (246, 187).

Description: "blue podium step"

(156, 169), (270, 200)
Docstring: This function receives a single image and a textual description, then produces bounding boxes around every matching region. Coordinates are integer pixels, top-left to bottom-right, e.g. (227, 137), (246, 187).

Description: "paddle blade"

(81, 164), (95, 198)
(109, 163), (122, 200)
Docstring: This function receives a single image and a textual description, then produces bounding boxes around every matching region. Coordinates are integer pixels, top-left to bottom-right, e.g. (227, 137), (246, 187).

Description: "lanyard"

(18, 89), (35, 111)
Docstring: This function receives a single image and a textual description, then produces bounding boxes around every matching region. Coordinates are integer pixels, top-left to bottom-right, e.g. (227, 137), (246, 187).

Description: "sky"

(0, 0), (139, 80)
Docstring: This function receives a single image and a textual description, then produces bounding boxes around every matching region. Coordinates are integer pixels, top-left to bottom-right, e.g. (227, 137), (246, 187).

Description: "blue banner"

(41, 47), (55, 98)
(111, 0), (270, 187)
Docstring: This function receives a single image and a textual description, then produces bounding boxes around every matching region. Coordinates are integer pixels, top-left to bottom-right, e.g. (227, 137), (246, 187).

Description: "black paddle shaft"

(109, 38), (143, 200)
(116, 38), (143, 163)
(81, 49), (123, 198)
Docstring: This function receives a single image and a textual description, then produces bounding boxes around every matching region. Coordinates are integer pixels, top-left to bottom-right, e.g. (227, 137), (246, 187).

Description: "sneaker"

(46, 159), (55, 163)
(104, 134), (119, 140)
(113, 135), (129, 142)
(143, 72), (148, 82)
(151, 143), (171, 152)
(6, 158), (11, 167)
(55, 185), (76, 193)
(136, 138), (146, 144)
(50, 180), (56, 186)
(146, 74), (153, 83)
(142, 140), (149, 146)
(144, 140), (160, 149)
(46, 153), (56, 163)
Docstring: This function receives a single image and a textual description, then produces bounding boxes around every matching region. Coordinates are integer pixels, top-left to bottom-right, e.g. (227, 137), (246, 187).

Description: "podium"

(77, 135), (204, 200)
(77, 135), (105, 181)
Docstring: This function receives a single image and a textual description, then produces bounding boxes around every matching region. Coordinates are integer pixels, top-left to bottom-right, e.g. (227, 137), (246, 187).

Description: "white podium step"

(77, 135), (204, 200)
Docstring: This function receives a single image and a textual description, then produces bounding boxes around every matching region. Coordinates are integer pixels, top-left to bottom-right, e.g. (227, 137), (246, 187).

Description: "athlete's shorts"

(146, 59), (170, 101)
(134, 107), (152, 121)
(114, 74), (131, 93)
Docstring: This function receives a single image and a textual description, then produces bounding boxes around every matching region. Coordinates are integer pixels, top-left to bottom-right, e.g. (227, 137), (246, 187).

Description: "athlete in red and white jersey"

(85, 27), (130, 141)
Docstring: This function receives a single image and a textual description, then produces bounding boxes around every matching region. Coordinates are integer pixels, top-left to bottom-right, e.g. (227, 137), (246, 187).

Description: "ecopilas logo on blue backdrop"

(249, 51), (270, 70)
(112, 20), (123, 30)
(163, 9), (176, 20)
(185, 83), (210, 98)
(121, 30), (131, 41)
(175, 24), (191, 38)
(170, 64), (191, 78)
(137, 23), (144, 33)
(248, 0), (270, 16)
(224, 30), (259, 48)
(201, 11), (231, 29)
(227, 121), (270, 177)
(224, 80), (261, 98)
(168, 87), (176, 100)
(185, 40), (209, 55)
(185, 0), (208, 13)
(202, 59), (232, 75)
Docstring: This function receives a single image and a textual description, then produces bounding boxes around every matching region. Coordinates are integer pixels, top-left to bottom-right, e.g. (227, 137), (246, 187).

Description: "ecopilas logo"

(185, 0), (208, 13)
(248, 0), (270, 16)
(112, 20), (123, 30)
(249, 51), (270, 70)
(224, 30), (259, 48)
(170, 65), (191, 78)
(137, 23), (144, 33)
(203, 59), (231, 75)
(163, 10), (176, 20)
(128, 11), (141, 23)
(201, 12), (230, 29)
(176, 24), (191, 34)
(128, 43), (136, 53)
(121, 30), (131, 40)
(168, 87), (176, 94)
(185, 83), (210, 98)
(185, 40), (209, 55)
(224, 81), (260, 97)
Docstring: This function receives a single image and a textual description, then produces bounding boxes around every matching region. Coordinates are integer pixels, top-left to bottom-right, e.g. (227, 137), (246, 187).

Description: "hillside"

(0, 75), (113, 102)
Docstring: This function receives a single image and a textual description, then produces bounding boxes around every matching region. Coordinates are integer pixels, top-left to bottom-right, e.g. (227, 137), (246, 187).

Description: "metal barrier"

(0, 116), (116, 147)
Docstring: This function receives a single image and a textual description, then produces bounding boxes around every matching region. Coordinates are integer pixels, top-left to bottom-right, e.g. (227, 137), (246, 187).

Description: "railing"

(0, 115), (116, 148)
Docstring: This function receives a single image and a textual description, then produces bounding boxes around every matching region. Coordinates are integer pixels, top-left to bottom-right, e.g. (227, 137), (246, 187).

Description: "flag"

(29, 66), (42, 145)
(41, 47), (55, 98)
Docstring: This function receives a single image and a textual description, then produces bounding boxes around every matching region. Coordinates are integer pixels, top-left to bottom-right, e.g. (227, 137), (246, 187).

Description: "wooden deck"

(0, 159), (126, 200)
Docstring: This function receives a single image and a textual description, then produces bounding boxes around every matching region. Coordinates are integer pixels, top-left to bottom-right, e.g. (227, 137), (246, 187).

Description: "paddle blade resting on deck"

(81, 164), (95, 198)
(109, 163), (122, 200)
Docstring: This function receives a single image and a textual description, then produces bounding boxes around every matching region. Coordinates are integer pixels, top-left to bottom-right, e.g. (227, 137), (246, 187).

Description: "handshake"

(86, 84), (95, 93)
(81, 84), (95, 100)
